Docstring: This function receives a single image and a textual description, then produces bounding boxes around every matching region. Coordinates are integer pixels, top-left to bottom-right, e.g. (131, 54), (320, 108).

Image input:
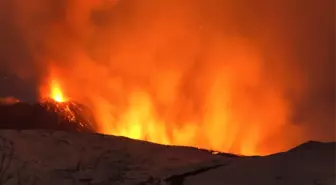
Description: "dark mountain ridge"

(0, 101), (96, 132)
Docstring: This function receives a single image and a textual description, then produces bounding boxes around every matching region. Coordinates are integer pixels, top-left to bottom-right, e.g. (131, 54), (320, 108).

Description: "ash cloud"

(0, 0), (334, 153)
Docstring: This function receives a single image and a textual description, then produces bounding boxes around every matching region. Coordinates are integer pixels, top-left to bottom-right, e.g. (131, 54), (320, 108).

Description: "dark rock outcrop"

(0, 102), (96, 132)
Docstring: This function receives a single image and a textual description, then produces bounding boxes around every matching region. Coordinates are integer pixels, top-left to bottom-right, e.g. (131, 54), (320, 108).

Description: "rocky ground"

(0, 130), (333, 185)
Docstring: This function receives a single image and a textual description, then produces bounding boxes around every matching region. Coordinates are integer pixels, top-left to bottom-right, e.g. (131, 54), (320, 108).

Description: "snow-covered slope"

(184, 141), (335, 185)
(0, 130), (333, 185)
(0, 130), (233, 185)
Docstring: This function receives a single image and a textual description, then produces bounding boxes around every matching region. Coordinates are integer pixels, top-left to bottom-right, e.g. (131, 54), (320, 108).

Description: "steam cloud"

(0, 0), (334, 154)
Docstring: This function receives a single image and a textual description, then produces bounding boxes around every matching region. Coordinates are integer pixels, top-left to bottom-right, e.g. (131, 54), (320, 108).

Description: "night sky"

(0, 0), (39, 102)
(0, 0), (335, 140)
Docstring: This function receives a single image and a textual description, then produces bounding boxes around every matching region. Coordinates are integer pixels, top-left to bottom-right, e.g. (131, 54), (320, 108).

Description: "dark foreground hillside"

(0, 130), (333, 185)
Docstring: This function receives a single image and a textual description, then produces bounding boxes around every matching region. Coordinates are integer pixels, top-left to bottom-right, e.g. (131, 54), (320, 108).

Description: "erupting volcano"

(0, 0), (332, 157)
(39, 76), (96, 132)
(37, 66), (292, 156)
(0, 0), (334, 184)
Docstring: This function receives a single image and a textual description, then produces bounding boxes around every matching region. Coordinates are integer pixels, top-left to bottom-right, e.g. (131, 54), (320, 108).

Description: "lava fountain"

(50, 80), (67, 103)
(39, 73), (96, 133)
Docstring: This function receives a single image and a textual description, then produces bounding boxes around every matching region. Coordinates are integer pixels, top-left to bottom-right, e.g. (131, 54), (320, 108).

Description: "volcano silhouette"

(0, 101), (96, 132)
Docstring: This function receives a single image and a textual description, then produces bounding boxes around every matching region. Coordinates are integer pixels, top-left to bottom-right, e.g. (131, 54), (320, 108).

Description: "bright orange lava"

(40, 77), (94, 132)
(50, 80), (66, 103)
